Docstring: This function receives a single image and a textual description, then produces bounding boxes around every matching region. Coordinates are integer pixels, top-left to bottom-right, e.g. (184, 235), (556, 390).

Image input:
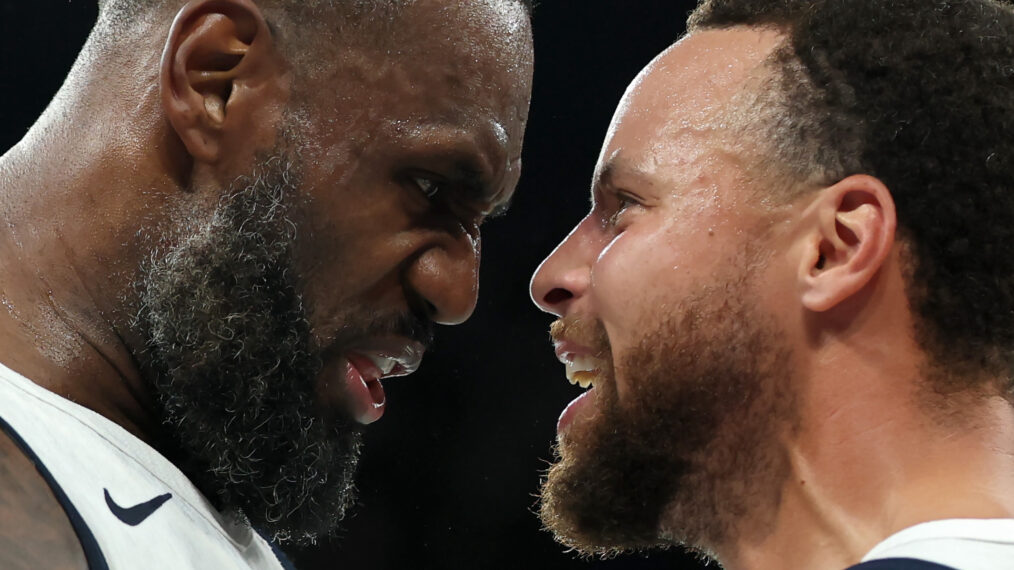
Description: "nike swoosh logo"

(104, 488), (173, 526)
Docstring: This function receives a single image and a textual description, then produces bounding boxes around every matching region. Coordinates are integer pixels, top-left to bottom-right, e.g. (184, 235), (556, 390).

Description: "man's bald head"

(86, 0), (531, 84)
(95, 0), (533, 44)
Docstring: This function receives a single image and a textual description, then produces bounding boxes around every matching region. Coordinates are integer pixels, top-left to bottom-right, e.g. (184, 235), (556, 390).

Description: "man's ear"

(797, 174), (897, 312)
(160, 0), (280, 165)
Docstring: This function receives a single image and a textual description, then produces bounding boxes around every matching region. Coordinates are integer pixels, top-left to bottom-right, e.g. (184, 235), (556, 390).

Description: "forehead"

(312, 0), (532, 104)
(385, 0), (532, 122)
(397, 0), (532, 57)
(296, 0), (533, 156)
(597, 27), (783, 182)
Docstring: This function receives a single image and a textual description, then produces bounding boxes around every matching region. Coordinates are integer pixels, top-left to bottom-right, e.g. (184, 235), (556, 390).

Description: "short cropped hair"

(689, 0), (1014, 394)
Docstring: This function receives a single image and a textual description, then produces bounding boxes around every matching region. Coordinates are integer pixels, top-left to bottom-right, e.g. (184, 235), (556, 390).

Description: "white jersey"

(0, 362), (289, 570)
(862, 518), (1014, 570)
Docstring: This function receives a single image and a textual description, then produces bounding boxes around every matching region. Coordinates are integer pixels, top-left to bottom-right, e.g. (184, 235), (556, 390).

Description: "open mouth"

(562, 353), (603, 389)
(556, 340), (606, 388)
(554, 341), (608, 434)
(342, 337), (426, 425)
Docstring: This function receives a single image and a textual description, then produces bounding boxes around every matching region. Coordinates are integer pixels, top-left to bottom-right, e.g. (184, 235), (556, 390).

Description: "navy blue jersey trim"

(269, 540), (298, 570)
(847, 558), (958, 570)
(0, 416), (109, 570)
(256, 528), (298, 570)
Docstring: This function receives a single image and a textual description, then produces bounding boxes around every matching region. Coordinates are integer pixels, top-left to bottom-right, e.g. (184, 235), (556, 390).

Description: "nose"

(530, 216), (597, 317)
(407, 231), (481, 325)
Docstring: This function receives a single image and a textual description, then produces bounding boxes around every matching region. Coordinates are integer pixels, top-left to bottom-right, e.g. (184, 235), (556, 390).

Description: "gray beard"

(539, 271), (797, 559)
(135, 156), (362, 545)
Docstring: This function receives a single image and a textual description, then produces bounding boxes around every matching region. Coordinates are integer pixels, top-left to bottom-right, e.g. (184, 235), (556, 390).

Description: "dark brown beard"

(539, 271), (797, 559)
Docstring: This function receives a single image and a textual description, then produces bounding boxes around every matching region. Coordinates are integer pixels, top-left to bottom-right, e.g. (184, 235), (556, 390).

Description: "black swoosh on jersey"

(104, 488), (173, 526)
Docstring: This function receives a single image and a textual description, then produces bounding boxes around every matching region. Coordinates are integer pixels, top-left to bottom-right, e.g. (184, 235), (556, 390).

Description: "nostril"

(543, 288), (573, 306)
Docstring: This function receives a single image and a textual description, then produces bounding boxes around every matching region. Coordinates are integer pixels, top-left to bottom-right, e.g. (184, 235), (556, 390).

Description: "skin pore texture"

(0, 0), (532, 563)
(530, 27), (1014, 570)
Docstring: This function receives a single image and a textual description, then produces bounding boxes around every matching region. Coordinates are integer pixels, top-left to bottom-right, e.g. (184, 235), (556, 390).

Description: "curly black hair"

(690, 0), (1014, 394)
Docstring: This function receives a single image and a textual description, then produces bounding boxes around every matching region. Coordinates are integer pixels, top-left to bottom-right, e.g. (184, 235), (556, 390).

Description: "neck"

(0, 74), (179, 441)
(715, 384), (1014, 570)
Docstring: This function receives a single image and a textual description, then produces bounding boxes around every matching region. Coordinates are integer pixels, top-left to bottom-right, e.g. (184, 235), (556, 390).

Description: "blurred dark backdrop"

(1, 1), (708, 569)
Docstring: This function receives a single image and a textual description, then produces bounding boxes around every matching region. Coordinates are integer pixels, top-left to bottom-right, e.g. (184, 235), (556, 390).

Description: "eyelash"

(413, 176), (442, 200)
(411, 175), (487, 233)
(608, 192), (640, 226)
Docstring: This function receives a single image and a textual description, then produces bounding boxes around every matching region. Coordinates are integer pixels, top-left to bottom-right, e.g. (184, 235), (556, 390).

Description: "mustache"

(550, 316), (611, 359)
(322, 308), (435, 359)
(389, 310), (435, 349)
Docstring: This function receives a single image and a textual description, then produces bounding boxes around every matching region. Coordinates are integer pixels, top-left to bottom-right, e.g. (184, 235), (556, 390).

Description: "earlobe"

(798, 175), (897, 312)
(160, 0), (273, 164)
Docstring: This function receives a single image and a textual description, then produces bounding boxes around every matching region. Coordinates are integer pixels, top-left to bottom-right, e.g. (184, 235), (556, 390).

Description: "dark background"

(0, 1), (707, 569)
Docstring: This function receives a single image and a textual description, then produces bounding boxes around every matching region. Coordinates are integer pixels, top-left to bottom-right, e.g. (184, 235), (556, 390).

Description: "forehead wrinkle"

(602, 126), (716, 186)
(607, 74), (775, 207)
(605, 156), (660, 192)
(600, 135), (759, 218)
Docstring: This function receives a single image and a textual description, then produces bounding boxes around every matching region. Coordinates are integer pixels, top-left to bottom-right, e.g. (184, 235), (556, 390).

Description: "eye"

(609, 191), (642, 226)
(413, 176), (442, 200)
(617, 192), (638, 211)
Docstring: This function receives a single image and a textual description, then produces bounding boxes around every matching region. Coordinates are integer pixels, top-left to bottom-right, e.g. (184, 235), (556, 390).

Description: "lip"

(553, 338), (606, 389)
(340, 337), (426, 425)
(553, 340), (596, 364)
(558, 387), (598, 435)
(550, 336), (608, 434)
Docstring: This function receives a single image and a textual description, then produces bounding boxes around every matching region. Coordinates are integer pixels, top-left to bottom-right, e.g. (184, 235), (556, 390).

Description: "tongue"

(344, 360), (385, 424)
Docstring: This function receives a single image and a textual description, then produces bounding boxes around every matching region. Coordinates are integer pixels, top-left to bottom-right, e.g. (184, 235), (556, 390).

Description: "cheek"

(286, 188), (399, 316)
(591, 222), (681, 350)
(590, 210), (736, 354)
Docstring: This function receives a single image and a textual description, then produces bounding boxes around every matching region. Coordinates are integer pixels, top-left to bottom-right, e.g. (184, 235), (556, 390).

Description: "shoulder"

(0, 424), (88, 570)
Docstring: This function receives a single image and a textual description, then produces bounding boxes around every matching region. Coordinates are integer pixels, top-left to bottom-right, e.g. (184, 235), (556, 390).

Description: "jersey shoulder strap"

(847, 558), (959, 570)
(0, 416), (108, 570)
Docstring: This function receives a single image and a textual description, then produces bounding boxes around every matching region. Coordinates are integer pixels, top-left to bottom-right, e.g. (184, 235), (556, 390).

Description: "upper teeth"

(363, 353), (399, 375)
(564, 355), (602, 389)
(357, 343), (425, 378)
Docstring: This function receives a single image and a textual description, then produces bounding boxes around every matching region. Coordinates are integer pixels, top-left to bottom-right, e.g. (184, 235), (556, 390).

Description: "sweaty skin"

(0, 0), (533, 565)
(531, 28), (1014, 569)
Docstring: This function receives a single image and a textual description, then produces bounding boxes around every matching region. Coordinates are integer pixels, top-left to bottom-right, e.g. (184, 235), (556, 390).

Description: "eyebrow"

(487, 194), (514, 219)
(593, 161), (618, 193)
(590, 155), (624, 206)
(590, 154), (654, 204)
(429, 155), (514, 221)
(400, 120), (513, 218)
(442, 158), (505, 212)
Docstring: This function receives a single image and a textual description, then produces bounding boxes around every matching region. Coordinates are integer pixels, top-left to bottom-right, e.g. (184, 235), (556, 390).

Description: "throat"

(0, 291), (155, 442)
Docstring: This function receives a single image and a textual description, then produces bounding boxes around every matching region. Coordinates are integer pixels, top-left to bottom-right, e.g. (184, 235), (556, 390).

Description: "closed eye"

(617, 192), (638, 210)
